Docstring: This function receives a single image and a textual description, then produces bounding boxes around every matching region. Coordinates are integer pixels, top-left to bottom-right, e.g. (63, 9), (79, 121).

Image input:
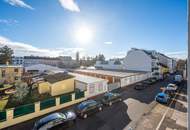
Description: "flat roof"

(43, 73), (74, 84)
(74, 69), (147, 78)
(70, 72), (107, 84)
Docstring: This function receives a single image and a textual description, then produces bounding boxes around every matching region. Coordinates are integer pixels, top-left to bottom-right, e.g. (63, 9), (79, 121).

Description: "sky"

(0, 0), (187, 59)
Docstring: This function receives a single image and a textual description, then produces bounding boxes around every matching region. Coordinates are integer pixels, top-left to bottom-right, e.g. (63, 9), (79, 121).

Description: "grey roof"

(74, 69), (146, 78)
(43, 72), (74, 84)
(70, 73), (107, 84)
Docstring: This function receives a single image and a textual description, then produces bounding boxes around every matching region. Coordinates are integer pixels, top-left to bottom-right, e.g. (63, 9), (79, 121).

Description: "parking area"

(135, 81), (187, 130)
(4, 78), (176, 130)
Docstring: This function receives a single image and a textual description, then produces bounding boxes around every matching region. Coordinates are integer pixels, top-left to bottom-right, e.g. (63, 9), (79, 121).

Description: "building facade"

(124, 48), (176, 79)
(0, 65), (23, 83)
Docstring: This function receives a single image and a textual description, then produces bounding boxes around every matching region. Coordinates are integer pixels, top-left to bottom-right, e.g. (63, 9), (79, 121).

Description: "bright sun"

(75, 25), (93, 44)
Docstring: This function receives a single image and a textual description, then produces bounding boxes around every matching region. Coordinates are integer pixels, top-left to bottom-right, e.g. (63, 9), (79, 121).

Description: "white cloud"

(104, 41), (112, 45)
(165, 51), (187, 60)
(58, 0), (80, 12)
(0, 35), (85, 58)
(4, 0), (34, 10)
(0, 19), (18, 25)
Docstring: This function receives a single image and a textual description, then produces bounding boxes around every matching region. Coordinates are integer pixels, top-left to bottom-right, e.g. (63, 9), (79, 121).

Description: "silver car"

(33, 111), (76, 130)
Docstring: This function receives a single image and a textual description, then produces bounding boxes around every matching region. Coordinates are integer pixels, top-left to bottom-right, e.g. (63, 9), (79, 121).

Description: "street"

(4, 78), (183, 130)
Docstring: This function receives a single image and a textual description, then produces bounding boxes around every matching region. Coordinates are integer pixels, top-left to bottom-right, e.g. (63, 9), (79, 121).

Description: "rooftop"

(74, 69), (146, 78)
(43, 72), (74, 84)
(70, 72), (107, 84)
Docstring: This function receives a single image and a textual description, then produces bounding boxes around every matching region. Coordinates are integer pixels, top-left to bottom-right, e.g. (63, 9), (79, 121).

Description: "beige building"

(0, 65), (23, 83)
(38, 73), (75, 96)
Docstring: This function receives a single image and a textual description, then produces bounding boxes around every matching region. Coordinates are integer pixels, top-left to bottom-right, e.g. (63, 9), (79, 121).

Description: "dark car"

(33, 111), (76, 130)
(134, 83), (146, 90)
(143, 79), (155, 85)
(149, 78), (157, 83)
(101, 92), (122, 106)
(76, 100), (103, 119)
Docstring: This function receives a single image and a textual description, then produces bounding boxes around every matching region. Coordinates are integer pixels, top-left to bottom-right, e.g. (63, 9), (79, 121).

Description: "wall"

(38, 82), (50, 94)
(0, 92), (87, 129)
(124, 50), (152, 72)
(0, 67), (23, 83)
(50, 78), (75, 96)
(75, 80), (87, 91)
(120, 73), (151, 87)
(86, 81), (108, 98)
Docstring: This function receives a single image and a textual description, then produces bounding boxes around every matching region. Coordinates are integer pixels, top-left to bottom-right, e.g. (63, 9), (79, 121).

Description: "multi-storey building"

(24, 56), (60, 67)
(124, 48), (176, 79)
(12, 56), (24, 66)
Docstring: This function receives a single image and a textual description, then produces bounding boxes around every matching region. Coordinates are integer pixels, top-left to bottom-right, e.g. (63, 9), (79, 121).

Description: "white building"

(124, 48), (177, 78)
(73, 69), (151, 90)
(70, 73), (108, 98)
(12, 56), (24, 66)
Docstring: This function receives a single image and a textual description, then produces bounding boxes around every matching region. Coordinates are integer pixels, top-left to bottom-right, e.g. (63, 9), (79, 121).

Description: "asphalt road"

(4, 79), (171, 130)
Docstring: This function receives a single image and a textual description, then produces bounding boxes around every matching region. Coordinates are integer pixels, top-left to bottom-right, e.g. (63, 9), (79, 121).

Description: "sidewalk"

(135, 92), (187, 130)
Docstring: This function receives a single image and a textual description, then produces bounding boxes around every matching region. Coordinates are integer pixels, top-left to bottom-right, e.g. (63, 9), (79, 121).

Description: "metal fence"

(0, 111), (6, 122)
(14, 103), (35, 118)
(40, 98), (56, 110)
(75, 91), (85, 99)
(60, 94), (72, 104)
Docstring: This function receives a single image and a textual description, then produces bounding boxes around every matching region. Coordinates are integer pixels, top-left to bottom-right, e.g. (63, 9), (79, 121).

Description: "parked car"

(174, 74), (183, 84)
(163, 89), (175, 98)
(155, 92), (170, 104)
(148, 77), (157, 83)
(33, 111), (76, 130)
(142, 80), (152, 86)
(134, 83), (146, 90)
(101, 92), (122, 106)
(76, 100), (103, 119)
(166, 83), (178, 92)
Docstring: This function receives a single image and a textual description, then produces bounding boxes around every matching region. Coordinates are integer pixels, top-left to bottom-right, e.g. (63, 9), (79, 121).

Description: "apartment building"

(124, 48), (176, 78)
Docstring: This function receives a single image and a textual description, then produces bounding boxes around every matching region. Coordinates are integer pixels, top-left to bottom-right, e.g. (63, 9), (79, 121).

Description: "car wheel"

(109, 102), (112, 106)
(99, 107), (102, 111)
(83, 113), (88, 119)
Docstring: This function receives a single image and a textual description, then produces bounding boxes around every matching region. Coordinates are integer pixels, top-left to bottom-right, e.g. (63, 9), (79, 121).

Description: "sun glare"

(75, 25), (93, 44)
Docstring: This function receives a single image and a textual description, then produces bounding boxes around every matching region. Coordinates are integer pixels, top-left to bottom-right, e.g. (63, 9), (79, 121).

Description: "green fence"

(40, 98), (56, 110)
(75, 91), (85, 100)
(60, 94), (72, 104)
(14, 103), (35, 118)
(0, 111), (6, 122)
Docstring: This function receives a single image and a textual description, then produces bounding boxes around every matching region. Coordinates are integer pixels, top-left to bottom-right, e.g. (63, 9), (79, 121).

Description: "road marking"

(155, 92), (178, 130)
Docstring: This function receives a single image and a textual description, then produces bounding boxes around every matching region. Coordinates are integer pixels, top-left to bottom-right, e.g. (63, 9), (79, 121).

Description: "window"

(2, 70), (5, 77)
(14, 68), (18, 72)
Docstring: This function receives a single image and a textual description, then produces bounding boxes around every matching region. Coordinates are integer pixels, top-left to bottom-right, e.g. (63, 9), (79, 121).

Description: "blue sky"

(0, 0), (187, 59)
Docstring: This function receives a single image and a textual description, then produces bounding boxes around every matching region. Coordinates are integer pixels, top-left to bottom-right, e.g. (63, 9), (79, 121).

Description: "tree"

(12, 81), (29, 103)
(0, 45), (14, 64)
(95, 54), (105, 61)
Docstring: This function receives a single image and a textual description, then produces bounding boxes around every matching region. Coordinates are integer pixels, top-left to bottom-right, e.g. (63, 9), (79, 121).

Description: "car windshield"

(77, 100), (96, 110)
(35, 113), (64, 129)
(158, 95), (164, 98)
